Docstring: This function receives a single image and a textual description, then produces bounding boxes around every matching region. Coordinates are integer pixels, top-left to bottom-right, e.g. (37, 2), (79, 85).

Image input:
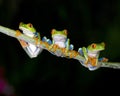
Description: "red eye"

(51, 29), (56, 34)
(64, 29), (67, 35)
(28, 23), (32, 27)
(91, 43), (96, 48)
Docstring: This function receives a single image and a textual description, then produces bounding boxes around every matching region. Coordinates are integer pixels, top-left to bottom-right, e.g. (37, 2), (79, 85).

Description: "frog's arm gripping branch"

(0, 25), (120, 71)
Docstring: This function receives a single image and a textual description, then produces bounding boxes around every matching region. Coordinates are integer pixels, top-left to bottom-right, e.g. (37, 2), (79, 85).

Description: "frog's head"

(87, 42), (105, 52)
(51, 29), (67, 42)
(19, 22), (36, 33)
(51, 29), (67, 38)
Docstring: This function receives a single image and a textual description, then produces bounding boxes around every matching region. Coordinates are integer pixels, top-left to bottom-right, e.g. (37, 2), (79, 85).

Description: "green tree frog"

(17, 22), (43, 58)
(51, 29), (74, 50)
(78, 42), (105, 70)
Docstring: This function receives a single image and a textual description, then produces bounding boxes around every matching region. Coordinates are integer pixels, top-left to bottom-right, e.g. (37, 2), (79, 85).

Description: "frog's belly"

(88, 53), (97, 57)
(27, 43), (37, 53)
(55, 42), (65, 48)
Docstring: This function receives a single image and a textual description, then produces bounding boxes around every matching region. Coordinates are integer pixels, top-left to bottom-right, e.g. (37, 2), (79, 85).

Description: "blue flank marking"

(47, 39), (52, 45)
(78, 48), (83, 56)
(42, 36), (52, 45)
(42, 36), (47, 42)
(34, 32), (38, 37)
(98, 57), (104, 62)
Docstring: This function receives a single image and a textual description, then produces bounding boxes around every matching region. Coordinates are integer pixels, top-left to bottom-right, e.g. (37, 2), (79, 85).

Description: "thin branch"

(100, 62), (120, 69)
(0, 25), (36, 44)
(0, 25), (120, 70)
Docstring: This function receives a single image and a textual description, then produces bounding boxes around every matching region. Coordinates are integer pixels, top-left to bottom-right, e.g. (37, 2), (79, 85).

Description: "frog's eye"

(91, 43), (96, 48)
(63, 29), (67, 35)
(51, 29), (56, 34)
(28, 23), (33, 28)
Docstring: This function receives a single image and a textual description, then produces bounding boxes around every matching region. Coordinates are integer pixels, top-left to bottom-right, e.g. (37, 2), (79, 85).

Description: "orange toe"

(16, 30), (22, 36)
(19, 40), (28, 47)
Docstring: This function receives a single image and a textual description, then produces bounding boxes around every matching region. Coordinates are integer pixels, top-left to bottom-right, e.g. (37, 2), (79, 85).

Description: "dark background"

(0, 0), (120, 96)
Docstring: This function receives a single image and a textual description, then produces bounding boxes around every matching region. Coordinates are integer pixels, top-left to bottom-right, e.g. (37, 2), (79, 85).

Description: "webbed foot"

(19, 40), (28, 48)
(33, 37), (39, 45)
(99, 57), (108, 62)
(88, 57), (97, 66)
(15, 30), (22, 36)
